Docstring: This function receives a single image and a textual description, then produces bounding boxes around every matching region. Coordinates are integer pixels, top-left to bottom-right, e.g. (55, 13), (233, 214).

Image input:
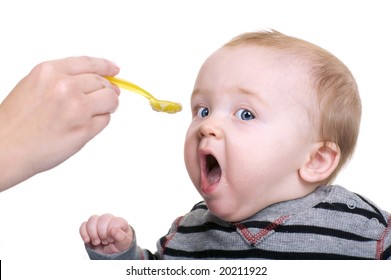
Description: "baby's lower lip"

(200, 171), (221, 195)
(201, 180), (219, 195)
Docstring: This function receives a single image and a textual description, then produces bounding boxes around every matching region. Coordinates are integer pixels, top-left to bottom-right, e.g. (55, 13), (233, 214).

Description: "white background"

(0, 0), (390, 261)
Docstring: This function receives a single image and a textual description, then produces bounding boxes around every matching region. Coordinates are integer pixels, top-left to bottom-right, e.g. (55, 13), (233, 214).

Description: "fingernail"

(110, 60), (120, 70)
(92, 239), (100, 246)
(113, 84), (121, 94)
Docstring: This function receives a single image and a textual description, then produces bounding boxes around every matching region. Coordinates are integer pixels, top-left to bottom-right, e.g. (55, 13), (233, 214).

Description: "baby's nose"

(198, 120), (223, 139)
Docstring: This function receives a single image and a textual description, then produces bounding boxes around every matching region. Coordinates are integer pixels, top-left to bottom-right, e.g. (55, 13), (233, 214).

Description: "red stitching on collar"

(234, 215), (290, 245)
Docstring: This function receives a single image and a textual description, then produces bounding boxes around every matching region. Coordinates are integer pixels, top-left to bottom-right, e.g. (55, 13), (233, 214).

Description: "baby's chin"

(204, 200), (253, 223)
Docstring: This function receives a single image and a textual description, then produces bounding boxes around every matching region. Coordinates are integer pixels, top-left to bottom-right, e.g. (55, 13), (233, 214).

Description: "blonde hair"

(224, 30), (361, 184)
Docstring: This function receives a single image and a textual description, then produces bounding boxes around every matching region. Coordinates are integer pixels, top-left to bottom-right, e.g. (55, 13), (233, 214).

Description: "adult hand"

(0, 56), (120, 191)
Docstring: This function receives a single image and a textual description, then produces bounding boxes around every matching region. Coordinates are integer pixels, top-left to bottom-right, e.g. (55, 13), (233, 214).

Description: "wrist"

(0, 142), (35, 191)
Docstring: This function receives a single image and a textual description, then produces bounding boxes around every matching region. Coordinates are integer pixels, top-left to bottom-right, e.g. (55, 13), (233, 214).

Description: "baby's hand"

(79, 214), (133, 255)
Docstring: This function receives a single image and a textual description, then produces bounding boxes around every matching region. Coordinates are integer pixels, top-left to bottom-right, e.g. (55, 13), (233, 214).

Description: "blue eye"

(197, 107), (209, 118)
(235, 109), (255, 120)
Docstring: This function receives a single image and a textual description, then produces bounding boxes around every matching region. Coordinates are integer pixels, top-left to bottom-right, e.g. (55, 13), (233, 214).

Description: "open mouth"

(204, 154), (222, 185)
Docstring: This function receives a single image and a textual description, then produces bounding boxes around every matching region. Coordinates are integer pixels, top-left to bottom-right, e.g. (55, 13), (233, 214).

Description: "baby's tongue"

(207, 166), (221, 184)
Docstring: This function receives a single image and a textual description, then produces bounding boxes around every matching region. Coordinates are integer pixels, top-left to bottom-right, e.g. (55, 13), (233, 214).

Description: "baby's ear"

(299, 142), (340, 184)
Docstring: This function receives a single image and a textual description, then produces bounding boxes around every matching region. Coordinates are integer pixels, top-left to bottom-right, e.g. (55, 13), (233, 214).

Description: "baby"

(80, 30), (391, 259)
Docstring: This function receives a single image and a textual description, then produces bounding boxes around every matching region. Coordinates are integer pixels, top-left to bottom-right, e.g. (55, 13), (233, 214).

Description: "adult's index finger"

(57, 56), (120, 76)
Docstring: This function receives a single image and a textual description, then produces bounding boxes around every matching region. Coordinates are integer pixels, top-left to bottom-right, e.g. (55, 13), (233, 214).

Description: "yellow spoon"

(106, 76), (182, 114)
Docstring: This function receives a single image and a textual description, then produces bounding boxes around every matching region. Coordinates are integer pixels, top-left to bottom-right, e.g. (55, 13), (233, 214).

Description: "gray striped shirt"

(87, 185), (391, 260)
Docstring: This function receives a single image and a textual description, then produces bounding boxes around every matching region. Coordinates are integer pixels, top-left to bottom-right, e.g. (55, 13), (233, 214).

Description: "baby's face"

(184, 45), (318, 222)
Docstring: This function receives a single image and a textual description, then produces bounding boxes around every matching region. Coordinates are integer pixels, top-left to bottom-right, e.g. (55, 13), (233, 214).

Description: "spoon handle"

(106, 76), (154, 101)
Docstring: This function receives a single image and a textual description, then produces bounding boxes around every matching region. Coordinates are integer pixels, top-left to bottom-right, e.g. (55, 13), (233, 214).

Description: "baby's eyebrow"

(191, 87), (269, 108)
(191, 88), (203, 98)
(236, 86), (270, 108)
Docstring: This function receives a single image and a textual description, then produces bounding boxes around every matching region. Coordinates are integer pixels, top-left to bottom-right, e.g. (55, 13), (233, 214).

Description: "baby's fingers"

(83, 215), (105, 246)
(79, 221), (91, 244)
(108, 218), (133, 252)
(79, 215), (102, 245)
